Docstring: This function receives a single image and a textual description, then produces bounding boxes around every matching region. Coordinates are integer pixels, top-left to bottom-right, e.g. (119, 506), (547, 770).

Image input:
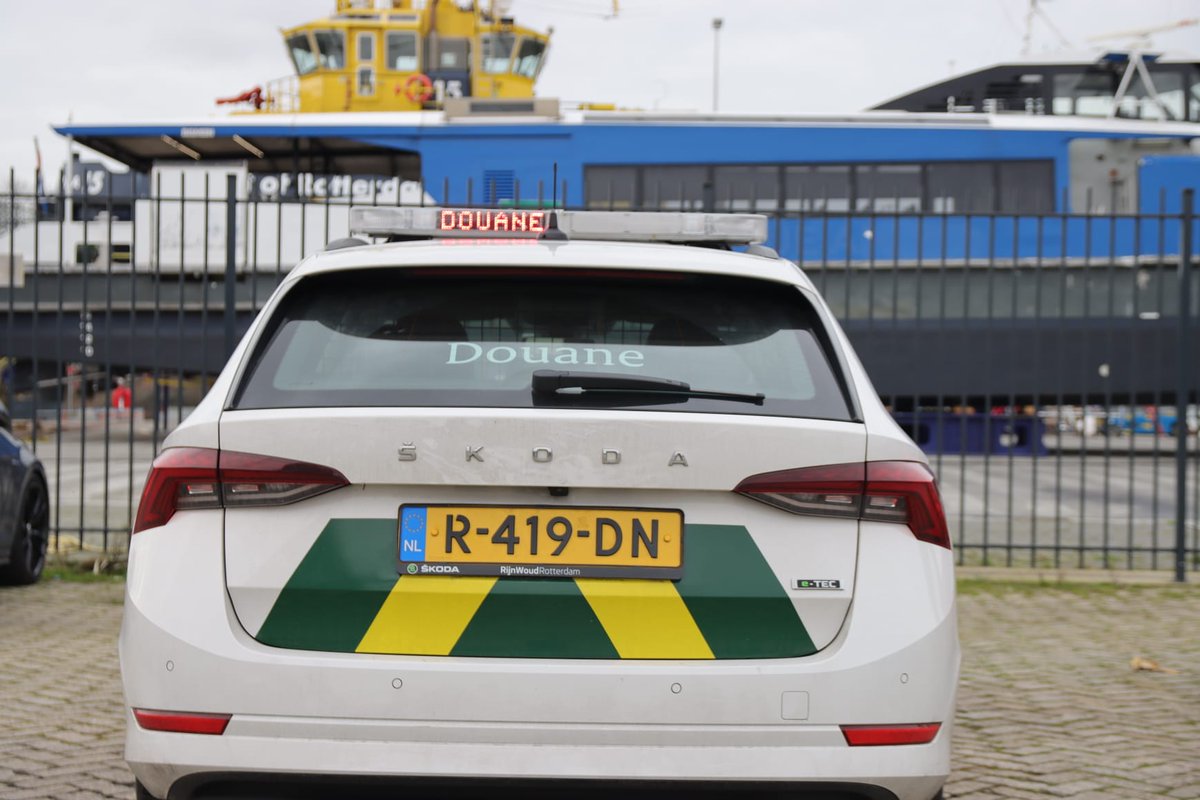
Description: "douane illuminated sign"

(438, 210), (546, 234)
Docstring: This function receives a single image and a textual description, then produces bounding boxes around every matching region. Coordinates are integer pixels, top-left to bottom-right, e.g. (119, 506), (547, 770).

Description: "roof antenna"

(540, 162), (568, 240)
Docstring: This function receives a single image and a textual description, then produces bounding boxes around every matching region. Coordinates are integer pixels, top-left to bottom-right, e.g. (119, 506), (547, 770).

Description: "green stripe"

(676, 524), (816, 658)
(253, 519), (816, 659)
(450, 578), (619, 659)
(254, 519), (397, 652)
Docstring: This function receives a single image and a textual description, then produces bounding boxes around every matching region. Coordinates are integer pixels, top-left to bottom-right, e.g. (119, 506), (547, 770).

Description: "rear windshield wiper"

(531, 370), (765, 405)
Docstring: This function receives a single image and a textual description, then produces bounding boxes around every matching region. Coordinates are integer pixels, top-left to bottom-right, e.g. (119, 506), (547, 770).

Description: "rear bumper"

(131, 724), (949, 800)
(121, 518), (958, 800)
(159, 773), (905, 800)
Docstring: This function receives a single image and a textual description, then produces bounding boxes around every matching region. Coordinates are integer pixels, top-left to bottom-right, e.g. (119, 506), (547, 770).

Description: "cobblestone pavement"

(1, 575), (1197, 800)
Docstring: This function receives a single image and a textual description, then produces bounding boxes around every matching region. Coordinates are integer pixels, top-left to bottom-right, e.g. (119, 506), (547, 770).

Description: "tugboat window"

(313, 30), (346, 70)
(357, 32), (375, 63)
(482, 34), (516, 74)
(386, 31), (418, 71)
(358, 67), (375, 95)
(513, 38), (545, 78)
(288, 33), (319, 76)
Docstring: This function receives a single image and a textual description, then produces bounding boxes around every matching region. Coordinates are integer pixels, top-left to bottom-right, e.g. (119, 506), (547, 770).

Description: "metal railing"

(2, 170), (1197, 577)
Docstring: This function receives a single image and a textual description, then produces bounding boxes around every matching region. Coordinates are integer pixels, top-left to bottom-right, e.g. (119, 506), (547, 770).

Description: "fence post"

(224, 174), (237, 358)
(1177, 189), (1194, 583)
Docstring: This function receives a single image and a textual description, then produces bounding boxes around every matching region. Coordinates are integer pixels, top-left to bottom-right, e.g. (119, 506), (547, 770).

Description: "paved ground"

(0, 575), (1197, 800)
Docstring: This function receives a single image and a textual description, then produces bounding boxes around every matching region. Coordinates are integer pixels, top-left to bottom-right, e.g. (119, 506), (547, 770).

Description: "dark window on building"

(784, 166), (850, 211)
(997, 161), (1054, 213)
(585, 166), (637, 209)
(584, 160), (1055, 215)
(714, 166), (779, 211)
(642, 166), (709, 210)
(855, 164), (922, 212)
(927, 162), (994, 213)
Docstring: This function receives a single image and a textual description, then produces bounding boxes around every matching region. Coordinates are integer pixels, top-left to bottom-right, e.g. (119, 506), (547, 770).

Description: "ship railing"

(261, 76), (300, 114)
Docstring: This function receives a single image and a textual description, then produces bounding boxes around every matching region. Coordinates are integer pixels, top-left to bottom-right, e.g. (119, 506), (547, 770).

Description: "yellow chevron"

(575, 579), (714, 659)
(356, 575), (498, 655)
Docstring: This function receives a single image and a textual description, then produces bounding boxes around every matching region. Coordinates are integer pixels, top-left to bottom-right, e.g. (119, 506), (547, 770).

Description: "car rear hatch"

(218, 264), (869, 660)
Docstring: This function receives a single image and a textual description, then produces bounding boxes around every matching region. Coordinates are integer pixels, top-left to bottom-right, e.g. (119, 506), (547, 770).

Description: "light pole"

(712, 18), (723, 113)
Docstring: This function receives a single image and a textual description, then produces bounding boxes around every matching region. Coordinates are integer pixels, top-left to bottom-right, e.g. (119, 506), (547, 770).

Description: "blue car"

(0, 402), (49, 584)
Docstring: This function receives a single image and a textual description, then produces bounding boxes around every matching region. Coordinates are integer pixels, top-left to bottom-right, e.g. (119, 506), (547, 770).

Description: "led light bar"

(348, 207), (768, 245)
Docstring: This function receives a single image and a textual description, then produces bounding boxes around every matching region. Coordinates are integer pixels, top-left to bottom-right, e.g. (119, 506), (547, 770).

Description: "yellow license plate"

(398, 505), (683, 579)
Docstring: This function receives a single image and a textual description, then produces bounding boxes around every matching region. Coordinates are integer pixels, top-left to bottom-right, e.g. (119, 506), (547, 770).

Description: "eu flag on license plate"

(400, 507), (427, 562)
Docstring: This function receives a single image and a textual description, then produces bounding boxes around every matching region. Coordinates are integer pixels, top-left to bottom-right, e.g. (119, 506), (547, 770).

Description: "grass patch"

(42, 557), (127, 584)
(43, 566), (125, 584)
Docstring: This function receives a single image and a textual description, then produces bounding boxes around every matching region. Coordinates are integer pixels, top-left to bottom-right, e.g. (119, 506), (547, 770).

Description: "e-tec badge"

(793, 579), (841, 590)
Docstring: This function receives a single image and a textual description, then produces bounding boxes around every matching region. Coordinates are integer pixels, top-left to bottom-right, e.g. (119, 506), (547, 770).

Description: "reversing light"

(841, 723), (941, 746)
(735, 461), (951, 549)
(132, 448), (349, 533)
(133, 709), (231, 735)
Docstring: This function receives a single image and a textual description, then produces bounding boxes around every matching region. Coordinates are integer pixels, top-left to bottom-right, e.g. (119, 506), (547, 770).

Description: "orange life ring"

(401, 73), (435, 104)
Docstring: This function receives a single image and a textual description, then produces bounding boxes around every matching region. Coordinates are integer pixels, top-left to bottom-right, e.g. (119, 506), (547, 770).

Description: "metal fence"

(2, 170), (1197, 577)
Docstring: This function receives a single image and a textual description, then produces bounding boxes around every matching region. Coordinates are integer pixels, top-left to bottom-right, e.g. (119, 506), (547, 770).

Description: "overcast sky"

(1, 0), (1197, 179)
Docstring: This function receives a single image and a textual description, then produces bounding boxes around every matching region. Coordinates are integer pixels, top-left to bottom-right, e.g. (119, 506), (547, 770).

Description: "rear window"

(233, 268), (853, 420)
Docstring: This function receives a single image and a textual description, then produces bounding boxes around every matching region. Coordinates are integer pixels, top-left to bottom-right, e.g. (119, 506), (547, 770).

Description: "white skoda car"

(123, 209), (959, 800)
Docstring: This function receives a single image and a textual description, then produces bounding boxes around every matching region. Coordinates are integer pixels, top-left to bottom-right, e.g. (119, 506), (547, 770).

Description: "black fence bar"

(224, 174), (237, 357)
(0, 173), (1197, 576)
(1177, 189), (1195, 582)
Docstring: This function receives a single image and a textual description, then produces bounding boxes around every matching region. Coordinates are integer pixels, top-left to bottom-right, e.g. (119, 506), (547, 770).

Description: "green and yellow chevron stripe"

(254, 520), (817, 659)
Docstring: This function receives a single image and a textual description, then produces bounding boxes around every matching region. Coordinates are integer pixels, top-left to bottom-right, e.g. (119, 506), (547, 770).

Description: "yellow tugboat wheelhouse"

(216, 0), (551, 114)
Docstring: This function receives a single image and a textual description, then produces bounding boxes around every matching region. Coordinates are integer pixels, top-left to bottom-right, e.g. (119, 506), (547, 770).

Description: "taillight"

(735, 461), (951, 549)
(218, 451), (349, 507)
(132, 448), (221, 533)
(132, 447), (348, 533)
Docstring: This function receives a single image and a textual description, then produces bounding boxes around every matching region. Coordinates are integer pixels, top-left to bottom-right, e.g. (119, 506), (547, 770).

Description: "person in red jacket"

(111, 376), (132, 409)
